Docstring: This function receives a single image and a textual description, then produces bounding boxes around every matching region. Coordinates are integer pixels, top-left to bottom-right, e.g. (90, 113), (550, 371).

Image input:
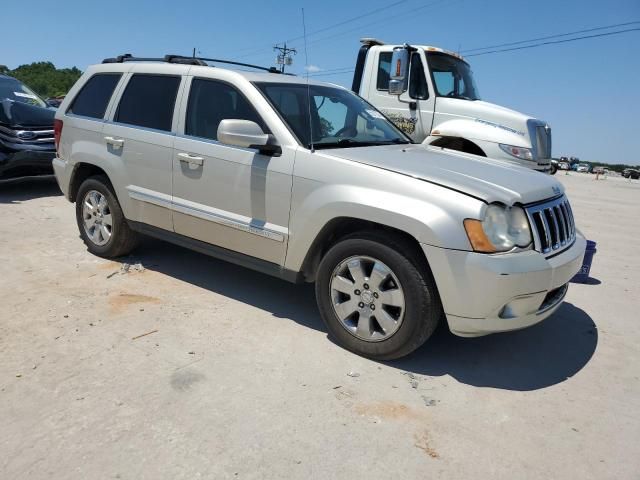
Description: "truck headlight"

(464, 204), (532, 253)
(499, 143), (533, 161)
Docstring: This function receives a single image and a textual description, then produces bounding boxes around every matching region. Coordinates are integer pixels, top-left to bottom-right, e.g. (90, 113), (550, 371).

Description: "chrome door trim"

(126, 185), (286, 242)
(172, 196), (286, 242)
(126, 185), (172, 209)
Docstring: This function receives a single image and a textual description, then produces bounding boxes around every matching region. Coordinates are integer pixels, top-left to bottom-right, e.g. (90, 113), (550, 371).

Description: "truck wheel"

(75, 175), (138, 258)
(550, 164), (558, 175)
(315, 233), (442, 360)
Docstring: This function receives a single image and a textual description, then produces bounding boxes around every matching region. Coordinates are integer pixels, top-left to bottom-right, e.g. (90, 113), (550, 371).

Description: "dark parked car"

(0, 74), (56, 180)
(623, 168), (640, 179)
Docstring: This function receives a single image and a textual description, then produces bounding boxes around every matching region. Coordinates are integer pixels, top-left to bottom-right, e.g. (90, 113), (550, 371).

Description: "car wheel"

(550, 164), (557, 175)
(75, 175), (139, 258)
(315, 232), (442, 360)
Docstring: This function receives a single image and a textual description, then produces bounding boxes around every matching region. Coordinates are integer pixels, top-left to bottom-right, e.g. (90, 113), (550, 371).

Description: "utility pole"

(273, 43), (297, 73)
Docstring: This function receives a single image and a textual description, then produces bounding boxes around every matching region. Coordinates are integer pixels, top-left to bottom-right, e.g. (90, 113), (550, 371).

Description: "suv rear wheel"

(315, 233), (442, 360)
(75, 175), (138, 258)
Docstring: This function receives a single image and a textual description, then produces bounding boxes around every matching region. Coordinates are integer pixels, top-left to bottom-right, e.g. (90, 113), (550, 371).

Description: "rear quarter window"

(67, 73), (122, 119)
(115, 74), (181, 132)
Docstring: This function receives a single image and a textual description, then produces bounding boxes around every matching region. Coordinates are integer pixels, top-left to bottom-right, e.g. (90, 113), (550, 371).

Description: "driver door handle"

(104, 136), (125, 147)
(177, 152), (204, 166)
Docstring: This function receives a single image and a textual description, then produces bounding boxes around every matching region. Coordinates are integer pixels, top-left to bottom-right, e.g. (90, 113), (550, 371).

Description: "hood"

(0, 99), (55, 128)
(435, 97), (544, 146)
(326, 144), (563, 205)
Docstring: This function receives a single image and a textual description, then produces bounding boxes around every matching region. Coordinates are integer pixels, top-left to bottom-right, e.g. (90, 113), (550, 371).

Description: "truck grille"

(0, 125), (54, 144)
(535, 125), (552, 159)
(526, 196), (575, 255)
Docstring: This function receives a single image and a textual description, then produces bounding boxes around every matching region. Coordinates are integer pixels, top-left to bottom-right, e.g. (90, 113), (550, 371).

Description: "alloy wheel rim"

(82, 190), (112, 246)
(330, 255), (406, 342)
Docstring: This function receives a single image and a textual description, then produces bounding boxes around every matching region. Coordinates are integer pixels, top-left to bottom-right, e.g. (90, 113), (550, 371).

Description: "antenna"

(302, 8), (314, 153)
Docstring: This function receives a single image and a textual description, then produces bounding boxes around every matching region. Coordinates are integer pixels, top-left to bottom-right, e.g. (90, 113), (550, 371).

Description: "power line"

(236, 0), (453, 60)
(308, 68), (355, 77)
(283, 0), (408, 44)
(302, 0), (454, 49)
(234, 0), (410, 60)
(461, 20), (640, 53)
(466, 28), (640, 57)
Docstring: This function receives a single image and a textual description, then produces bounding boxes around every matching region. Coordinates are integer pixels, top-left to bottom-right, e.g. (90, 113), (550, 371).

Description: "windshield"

(256, 82), (411, 150)
(427, 52), (480, 101)
(0, 77), (47, 108)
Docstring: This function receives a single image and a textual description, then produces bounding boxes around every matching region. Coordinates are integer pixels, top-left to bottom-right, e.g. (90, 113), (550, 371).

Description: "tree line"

(0, 62), (82, 98)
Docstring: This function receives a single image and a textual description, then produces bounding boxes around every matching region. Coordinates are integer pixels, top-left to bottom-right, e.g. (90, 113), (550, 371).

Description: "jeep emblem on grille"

(552, 185), (561, 195)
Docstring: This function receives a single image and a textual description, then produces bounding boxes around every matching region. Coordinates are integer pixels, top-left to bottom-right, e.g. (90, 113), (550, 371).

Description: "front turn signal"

(463, 219), (497, 253)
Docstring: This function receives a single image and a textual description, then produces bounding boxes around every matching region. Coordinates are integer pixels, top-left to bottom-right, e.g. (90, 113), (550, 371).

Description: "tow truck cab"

(352, 38), (552, 173)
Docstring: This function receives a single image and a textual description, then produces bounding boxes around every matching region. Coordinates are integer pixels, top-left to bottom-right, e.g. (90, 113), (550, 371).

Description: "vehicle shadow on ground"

(119, 238), (598, 392)
(123, 238), (324, 333)
(0, 176), (62, 203)
(389, 302), (598, 391)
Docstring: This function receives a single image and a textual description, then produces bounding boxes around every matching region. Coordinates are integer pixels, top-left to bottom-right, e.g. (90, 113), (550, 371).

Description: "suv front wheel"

(75, 175), (138, 258)
(315, 233), (442, 360)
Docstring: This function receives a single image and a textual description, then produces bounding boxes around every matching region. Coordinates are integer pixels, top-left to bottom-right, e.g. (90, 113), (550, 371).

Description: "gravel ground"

(1, 173), (639, 479)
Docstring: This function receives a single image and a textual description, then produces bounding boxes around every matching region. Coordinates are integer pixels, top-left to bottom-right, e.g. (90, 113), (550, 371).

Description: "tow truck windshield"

(427, 52), (480, 101)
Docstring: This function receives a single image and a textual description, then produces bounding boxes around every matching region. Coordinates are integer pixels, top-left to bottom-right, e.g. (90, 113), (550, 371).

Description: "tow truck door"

(364, 48), (435, 142)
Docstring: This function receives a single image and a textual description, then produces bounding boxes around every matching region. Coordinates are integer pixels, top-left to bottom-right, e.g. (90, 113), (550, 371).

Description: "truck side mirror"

(388, 46), (409, 96)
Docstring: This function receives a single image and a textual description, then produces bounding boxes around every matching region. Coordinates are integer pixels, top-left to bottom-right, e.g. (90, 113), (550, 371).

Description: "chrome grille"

(0, 125), (54, 144)
(526, 196), (575, 254)
(535, 125), (552, 159)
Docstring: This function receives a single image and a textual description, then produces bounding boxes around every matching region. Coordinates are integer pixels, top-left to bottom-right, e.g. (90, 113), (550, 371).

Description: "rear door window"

(67, 73), (121, 119)
(115, 74), (180, 132)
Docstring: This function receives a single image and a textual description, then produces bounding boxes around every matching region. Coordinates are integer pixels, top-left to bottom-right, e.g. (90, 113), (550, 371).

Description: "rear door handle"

(104, 136), (125, 147)
(177, 152), (204, 166)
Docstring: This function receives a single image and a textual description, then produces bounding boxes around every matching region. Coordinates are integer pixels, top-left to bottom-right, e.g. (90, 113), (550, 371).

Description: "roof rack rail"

(166, 55), (282, 74)
(101, 54), (283, 74)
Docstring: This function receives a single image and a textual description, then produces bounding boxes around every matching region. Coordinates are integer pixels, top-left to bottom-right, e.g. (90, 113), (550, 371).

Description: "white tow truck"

(351, 39), (552, 172)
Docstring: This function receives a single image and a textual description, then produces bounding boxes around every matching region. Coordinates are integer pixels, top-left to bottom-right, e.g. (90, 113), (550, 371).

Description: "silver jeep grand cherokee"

(52, 55), (586, 359)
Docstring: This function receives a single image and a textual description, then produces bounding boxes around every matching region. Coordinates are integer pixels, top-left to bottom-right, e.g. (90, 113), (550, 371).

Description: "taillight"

(54, 119), (63, 154)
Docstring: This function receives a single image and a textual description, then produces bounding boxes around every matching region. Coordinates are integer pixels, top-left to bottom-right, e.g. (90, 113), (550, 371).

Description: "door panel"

(102, 122), (175, 230)
(172, 137), (293, 265)
(368, 49), (435, 142)
(102, 72), (184, 230)
(172, 78), (293, 265)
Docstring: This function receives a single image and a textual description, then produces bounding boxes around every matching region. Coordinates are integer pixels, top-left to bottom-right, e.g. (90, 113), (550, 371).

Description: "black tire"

(75, 175), (138, 258)
(315, 232), (443, 360)
(550, 164), (558, 175)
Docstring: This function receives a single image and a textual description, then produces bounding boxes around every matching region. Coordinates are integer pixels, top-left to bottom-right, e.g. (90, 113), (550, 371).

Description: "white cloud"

(305, 64), (322, 73)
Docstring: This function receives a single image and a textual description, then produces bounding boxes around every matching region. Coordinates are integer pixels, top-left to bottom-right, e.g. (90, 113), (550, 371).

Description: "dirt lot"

(1, 172), (639, 479)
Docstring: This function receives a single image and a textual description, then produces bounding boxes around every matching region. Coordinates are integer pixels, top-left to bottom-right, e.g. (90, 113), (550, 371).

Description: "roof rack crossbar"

(101, 53), (282, 73)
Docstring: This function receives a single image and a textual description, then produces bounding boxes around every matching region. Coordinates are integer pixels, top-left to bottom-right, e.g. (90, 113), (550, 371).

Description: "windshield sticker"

(383, 111), (417, 135)
(474, 118), (525, 136)
(14, 92), (38, 100)
(365, 109), (384, 119)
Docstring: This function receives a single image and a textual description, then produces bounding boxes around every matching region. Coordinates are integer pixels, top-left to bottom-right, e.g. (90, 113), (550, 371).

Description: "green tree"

(3, 62), (82, 98)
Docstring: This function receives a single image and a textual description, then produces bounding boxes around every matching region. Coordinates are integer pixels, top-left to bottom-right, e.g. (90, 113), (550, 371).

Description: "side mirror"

(217, 119), (280, 156)
(388, 46), (409, 96)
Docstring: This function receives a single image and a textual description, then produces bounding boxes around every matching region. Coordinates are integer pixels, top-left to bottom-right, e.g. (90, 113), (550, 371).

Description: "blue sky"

(4, 0), (639, 164)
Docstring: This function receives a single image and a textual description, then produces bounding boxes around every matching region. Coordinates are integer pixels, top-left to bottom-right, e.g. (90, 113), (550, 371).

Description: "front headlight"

(499, 143), (533, 161)
(464, 204), (532, 253)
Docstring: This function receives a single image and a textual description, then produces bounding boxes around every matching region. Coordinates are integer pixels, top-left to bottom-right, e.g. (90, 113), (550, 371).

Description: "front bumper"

(422, 232), (586, 337)
(0, 140), (55, 180)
